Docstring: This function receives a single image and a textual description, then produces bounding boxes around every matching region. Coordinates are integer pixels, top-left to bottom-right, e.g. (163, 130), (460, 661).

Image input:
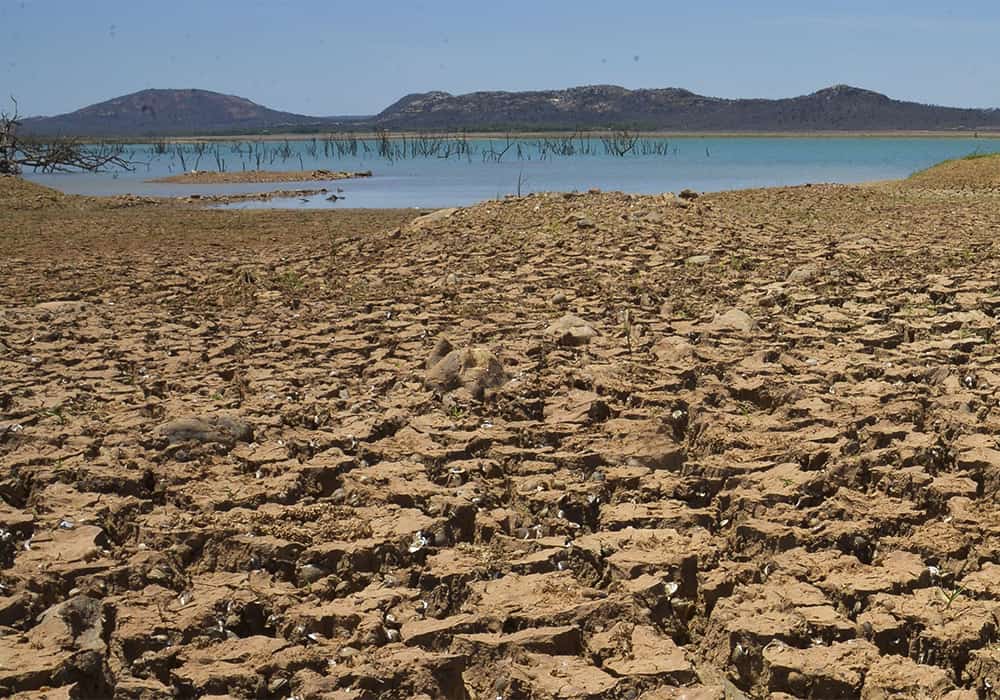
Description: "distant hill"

(17, 85), (1000, 137)
(373, 84), (1000, 131)
(20, 89), (360, 137)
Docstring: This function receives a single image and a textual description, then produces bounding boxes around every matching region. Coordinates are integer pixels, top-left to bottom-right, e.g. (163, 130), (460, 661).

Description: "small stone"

(425, 344), (506, 398)
(407, 207), (459, 231)
(786, 670), (809, 695)
(711, 308), (756, 333)
(299, 564), (328, 585)
(267, 677), (289, 694)
(787, 263), (821, 283)
(35, 300), (91, 314)
(158, 415), (253, 446)
(545, 314), (597, 347)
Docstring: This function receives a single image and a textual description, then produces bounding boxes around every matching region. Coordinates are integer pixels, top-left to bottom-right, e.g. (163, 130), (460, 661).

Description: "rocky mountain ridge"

(19, 88), (355, 137)
(374, 84), (1000, 131)
(19, 85), (1000, 136)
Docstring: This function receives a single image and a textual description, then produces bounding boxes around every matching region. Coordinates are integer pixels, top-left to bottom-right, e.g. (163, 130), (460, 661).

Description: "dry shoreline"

(147, 169), (372, 184)
(3, 159), (1000, 697)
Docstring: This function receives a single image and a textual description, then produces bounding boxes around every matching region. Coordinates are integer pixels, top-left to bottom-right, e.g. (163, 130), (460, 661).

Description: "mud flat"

(148, 169), (373, 184)
(3, 157), (1000, 698)
(177, 188), (334, 205)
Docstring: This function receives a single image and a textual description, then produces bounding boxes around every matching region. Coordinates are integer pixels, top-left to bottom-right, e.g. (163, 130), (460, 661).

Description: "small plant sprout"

(622, 307), (633, 354)
(939, 584), (967, 610)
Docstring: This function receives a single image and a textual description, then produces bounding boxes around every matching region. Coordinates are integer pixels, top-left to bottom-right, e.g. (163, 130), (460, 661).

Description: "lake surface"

(24, 136), (1000, 209)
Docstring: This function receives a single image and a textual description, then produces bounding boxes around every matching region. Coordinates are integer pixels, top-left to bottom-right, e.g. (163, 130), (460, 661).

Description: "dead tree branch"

(2, 99), (133, 175)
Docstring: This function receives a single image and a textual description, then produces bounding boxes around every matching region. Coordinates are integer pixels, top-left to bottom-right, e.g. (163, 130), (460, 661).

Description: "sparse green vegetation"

(906, 151), (1000, 188)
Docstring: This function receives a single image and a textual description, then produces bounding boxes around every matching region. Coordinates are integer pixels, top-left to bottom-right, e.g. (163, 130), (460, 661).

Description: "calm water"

(24, 137), (1000, 209)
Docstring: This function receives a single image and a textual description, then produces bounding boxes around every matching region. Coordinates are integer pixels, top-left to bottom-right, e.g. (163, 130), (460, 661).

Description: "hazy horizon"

(5, 0), (1000, 117)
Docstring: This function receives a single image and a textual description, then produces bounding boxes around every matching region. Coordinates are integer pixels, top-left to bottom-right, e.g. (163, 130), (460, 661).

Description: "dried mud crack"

(3, 166), (1000, 699)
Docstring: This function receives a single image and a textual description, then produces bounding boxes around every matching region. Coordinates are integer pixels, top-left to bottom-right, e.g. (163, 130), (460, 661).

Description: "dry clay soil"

(3, 162), (1000, 700)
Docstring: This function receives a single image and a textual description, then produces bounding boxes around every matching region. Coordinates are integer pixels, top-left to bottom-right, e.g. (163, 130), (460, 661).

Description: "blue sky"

(4, 0), (999, 117)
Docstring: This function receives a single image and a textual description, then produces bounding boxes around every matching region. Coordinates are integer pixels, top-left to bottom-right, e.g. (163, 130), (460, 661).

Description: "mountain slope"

(20, 89), (340, 137)
(374, 84), (1000, 131)
(17, 85), (1000, 136)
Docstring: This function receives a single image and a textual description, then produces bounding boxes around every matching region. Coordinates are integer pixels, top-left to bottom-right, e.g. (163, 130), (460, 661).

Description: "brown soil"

(148, 169), (373, 184)
(2, 165), (1000, 699)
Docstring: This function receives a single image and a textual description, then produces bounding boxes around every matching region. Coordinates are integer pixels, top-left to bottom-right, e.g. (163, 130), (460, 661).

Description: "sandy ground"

(3, 159), (1000, 699)
(148, 170), (373, 185)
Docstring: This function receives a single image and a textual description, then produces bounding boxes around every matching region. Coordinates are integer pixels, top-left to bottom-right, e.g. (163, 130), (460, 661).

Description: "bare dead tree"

(600, 128), (639, 157)
(1, 98), (133, 175)
(0, 99), (17, 175)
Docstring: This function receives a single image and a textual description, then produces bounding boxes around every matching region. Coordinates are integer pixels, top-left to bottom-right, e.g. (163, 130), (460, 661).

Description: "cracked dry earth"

(3, 167), (1000, 700)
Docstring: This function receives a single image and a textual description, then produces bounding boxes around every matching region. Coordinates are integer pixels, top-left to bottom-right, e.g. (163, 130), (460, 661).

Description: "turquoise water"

(24, 136), (1000, 209)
